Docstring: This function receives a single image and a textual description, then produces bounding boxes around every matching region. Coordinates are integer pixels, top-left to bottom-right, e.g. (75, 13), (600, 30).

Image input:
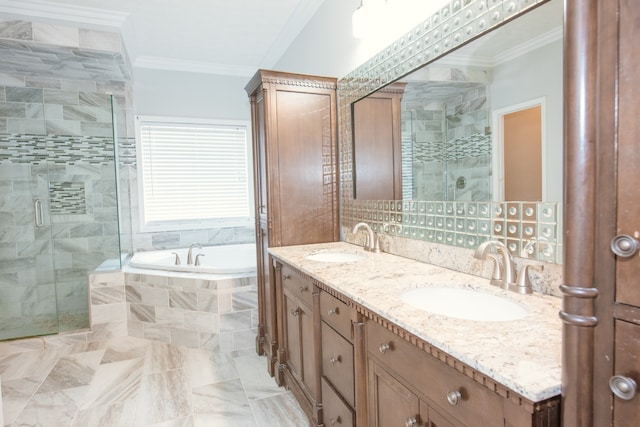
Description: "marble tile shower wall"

(404, 85), (491, 201)
(0, 132), (121, 332)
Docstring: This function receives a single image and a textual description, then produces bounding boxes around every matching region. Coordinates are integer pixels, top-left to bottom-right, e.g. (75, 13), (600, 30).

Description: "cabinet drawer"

(366, 321), (504, 426)
(281, 264), (313, 307)
(322, 377), (355, 427)
(322, 321), (355, 407)
(320, 291), (354, 340)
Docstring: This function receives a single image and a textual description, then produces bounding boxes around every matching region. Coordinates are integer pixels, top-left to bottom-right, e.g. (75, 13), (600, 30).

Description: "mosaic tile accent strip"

(0, 134), (115, 165)
(49, 181), (86, 215)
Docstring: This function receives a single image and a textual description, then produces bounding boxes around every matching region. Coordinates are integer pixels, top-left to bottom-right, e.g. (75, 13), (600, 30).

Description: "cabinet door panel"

(299, 301), (317, 399)
(612, 320), (640, 426)
(368, 359), (420, 427)
(274, 90), (336, 246)
(283, 293), (302, 379)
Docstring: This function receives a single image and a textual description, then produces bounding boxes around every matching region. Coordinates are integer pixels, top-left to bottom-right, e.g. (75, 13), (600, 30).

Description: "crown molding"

(493, 26), (563, 66)
(134, 56), (256, 77)
(437, 26), (562, 69)
(0, 0), (128, 28)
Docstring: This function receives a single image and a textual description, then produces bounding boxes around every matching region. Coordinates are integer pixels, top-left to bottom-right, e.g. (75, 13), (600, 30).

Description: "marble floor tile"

(79, 357), (144, 410)
(234, 353), (287, 401)
(134, 369), (191, 426)
(11, 386), (88, 427)
(1, 335), (306, 427)
(250, 393), (309, 427)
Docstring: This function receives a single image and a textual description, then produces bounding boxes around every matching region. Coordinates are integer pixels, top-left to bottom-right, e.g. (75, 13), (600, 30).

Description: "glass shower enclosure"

(0, 94), (129, 341)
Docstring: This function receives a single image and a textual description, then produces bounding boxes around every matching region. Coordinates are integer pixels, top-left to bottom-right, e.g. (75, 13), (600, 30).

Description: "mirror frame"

(337, 0), (562, 263)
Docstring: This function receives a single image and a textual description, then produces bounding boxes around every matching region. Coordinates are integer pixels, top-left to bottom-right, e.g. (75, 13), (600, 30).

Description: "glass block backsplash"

(342, 199), (562, 263)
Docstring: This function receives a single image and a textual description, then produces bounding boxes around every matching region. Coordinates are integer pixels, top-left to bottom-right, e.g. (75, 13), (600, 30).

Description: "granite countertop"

(268, 241), (562, 403)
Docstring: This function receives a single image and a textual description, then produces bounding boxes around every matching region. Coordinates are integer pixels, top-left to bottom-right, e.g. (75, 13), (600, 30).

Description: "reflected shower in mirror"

(352, 0), (563, 204)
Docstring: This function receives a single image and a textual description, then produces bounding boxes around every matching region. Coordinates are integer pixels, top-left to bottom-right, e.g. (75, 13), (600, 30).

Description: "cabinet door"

(271, 89), (337, 246)
(283, 291), (317, 400)
(610, 0), (640, 422)
(283, 292), (303, 380)
(368, 359), (420, 427)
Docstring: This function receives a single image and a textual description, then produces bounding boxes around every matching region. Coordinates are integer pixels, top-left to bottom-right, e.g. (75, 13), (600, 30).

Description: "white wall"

(132, 68), (251, 119)
(275, 0), (451, 78)
(490, 40), (563, 203)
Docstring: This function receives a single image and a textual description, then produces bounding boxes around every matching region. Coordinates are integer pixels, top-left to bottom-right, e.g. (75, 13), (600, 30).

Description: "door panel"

(0, 158), (58, 340)
(368, 359), (420, 427)
(612, 320), (640, 426)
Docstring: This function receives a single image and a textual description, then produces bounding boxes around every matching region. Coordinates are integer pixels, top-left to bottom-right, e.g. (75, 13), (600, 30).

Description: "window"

(136, 116), (252, 231)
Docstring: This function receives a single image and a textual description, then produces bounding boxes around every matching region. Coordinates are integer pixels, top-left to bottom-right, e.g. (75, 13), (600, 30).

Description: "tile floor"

(0, 334), (308, 427)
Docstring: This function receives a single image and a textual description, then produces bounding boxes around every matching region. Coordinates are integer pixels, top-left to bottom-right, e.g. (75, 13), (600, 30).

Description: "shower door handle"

(34, 199), (44, 227)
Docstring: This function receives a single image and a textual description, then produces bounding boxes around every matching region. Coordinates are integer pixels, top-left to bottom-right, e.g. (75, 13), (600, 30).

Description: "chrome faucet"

(474, 240), (516, 290)
(352, 222), (380, 253)
(187, 243), (202, 265)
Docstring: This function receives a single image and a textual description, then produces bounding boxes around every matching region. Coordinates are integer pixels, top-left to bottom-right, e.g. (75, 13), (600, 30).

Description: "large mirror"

(340, 0), (563, 263)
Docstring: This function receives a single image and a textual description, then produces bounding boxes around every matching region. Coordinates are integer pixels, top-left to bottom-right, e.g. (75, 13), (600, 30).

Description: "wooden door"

(608, 0), (640, 423)
(568, 0), (640, 424)
(352, 84), (405, 200)
(271, 88), (337, 247)
(283, 292), (303, 381)
(368, 359), (420, 427)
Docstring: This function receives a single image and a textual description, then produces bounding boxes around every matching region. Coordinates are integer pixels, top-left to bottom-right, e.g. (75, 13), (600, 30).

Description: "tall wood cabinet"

(563, 0), (640, 425)
(245, 70), (339, 379)
(352, 82), (406, 200)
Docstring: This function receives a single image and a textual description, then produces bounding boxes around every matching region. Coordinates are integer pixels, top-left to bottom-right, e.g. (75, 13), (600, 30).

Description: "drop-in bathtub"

(128, 243), (257, 274)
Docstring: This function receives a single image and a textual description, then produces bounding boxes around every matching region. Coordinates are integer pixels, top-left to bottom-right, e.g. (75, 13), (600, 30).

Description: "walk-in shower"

(0, 20), (133, 340)
(401, 78), (493, 202)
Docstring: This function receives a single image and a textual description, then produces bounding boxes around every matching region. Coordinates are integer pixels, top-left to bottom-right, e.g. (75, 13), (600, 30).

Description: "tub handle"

(171, 252), (181, 265)
(195, 253), (205, 266)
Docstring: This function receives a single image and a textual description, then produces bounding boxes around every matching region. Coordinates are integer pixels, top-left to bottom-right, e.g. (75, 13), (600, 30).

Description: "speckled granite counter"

(268, 241), (562, 403)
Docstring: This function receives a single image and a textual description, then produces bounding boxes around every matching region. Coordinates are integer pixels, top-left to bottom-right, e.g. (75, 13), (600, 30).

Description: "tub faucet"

(352, 222), (380, 253)
(187, 243), (202, 265)
(474, 240), (516, 290)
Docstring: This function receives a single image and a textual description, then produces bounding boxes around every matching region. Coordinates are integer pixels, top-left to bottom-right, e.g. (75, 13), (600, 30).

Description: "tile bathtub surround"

(0, 334), (307, 427)
(89, 270), (259, 352)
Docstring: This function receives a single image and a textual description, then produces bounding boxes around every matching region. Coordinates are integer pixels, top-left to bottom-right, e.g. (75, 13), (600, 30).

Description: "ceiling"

(0, 0), (326, 76)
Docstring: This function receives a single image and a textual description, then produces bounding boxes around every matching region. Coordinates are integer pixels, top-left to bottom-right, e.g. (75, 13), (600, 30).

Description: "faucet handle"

(486, 254), (503, 286)
(171, 252), (181, 265)
(194, 253), (205, 266)
(515, 264), (543, 294)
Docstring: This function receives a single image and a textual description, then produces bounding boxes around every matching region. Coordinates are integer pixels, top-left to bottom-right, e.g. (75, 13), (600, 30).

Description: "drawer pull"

(327, 307), (340, 316)
(330, 416), (342, 425)
(447, 389), (462, 406)
(379, 342), (392, 354)
(283, 274), (291, 280)
(299, 286), (308, 293)
(405, 417), (419, 427)
(290, 308), (300, 316)
(329, 355), (341, 365)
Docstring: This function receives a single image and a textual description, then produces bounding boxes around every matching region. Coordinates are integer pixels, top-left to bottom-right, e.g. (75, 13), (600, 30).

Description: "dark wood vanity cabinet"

(271, 259), (560, 427)
(245, 70), (339, 377)
(277, 262), (321, 425)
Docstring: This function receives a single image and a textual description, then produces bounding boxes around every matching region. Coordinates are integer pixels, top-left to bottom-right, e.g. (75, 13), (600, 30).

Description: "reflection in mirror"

(351, 0), (562, 204)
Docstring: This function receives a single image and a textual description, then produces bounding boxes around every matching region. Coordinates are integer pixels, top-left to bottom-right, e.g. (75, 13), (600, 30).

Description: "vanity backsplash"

(341, 200), (563, 298)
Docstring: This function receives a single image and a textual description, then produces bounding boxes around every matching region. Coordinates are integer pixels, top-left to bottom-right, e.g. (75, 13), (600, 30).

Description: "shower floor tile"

(0, 335), (307, 427)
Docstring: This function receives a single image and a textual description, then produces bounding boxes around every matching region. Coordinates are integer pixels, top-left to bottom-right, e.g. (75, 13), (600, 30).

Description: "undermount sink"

(305, 252), (366, 263)
(399, 287), (528, 321)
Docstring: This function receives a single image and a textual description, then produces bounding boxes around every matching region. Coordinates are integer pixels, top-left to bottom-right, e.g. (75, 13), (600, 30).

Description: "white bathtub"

(128, 243), (257, 274)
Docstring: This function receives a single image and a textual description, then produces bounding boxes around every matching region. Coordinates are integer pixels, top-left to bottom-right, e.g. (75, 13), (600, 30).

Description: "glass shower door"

(0, 136), (59, 340)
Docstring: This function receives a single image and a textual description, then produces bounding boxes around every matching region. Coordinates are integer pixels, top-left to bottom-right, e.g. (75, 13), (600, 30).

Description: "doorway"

(492, 98), (546, 201)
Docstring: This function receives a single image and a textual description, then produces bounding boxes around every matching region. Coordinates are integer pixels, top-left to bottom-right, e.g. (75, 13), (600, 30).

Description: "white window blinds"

(138, 118), (251, 227)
